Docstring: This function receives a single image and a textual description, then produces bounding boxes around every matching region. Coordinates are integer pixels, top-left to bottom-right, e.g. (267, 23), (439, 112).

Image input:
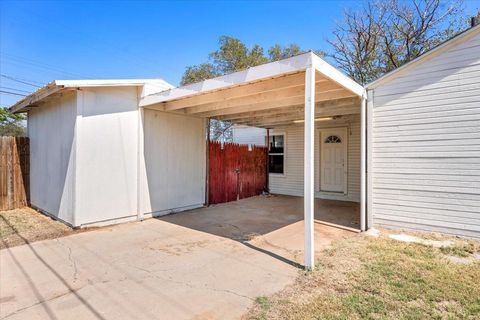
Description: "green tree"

(181, 36), (310, 142)
(268, 44), (302, 61)
(181, 36), (307, 86)
(328, 0), (467, 85)
(0, 107), (26, 136)
(180, 63), (219, 86)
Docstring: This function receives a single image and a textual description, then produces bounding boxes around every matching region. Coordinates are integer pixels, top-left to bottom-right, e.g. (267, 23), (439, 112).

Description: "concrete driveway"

(0, 195), (357, 320)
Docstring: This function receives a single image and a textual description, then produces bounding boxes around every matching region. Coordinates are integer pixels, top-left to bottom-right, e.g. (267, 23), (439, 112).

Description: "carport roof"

(140, 52), (365, 128)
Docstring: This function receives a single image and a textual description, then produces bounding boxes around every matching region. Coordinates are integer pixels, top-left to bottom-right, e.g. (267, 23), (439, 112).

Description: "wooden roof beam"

(234, 104), (360, 126)
(196, 89), (355, 118)
(216, 97), (359, 121)
(162, 72), (325, 111)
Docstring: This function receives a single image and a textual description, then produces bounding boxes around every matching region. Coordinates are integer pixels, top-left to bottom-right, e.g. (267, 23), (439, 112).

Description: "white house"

(9, 23), (480, 269)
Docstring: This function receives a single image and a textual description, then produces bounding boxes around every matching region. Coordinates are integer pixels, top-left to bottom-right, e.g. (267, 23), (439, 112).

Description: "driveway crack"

(131, 265), (254, 301)
(57, 239), (78, 282)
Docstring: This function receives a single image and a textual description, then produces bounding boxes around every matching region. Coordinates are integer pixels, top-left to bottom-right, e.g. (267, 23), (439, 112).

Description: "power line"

(1, 53), (94, 79)
(0, 73), (43, 85)
(0, 86), (32, 94)
(0, 74), (42, 88)
(0, 90), (27, 97)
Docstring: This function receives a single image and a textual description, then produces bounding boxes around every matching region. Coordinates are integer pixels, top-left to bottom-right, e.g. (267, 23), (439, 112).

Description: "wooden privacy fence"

(0, 137), (29, 210)
(208, 141), (267, 205)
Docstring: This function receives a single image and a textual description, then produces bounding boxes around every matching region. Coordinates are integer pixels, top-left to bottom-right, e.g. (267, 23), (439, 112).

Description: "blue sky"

(1, 0), (479, 106)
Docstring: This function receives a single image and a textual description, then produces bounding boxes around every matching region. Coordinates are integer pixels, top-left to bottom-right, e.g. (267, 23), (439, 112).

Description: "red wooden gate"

(208, 141), (267, 204)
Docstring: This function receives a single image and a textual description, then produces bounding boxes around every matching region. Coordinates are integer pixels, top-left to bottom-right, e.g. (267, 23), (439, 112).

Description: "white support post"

(304, 66), (315, 270)
(360, 95), (367, 231)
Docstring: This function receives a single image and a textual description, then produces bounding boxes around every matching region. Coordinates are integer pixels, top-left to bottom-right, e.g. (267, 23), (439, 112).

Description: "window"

(268, 134), (284, 174)
(324, 135), (342, 143)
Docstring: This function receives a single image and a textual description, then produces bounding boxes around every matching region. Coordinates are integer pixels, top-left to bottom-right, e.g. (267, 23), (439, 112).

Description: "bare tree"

(328, 0), (467, 85)
(209, 119), (233, 143)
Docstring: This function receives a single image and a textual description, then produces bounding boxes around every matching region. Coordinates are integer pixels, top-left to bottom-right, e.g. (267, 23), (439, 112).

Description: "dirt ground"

(0, 207), (80, 249)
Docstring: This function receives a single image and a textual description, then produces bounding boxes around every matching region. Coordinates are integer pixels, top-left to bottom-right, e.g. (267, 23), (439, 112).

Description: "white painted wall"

(370, 31), (480, 239)
(232, 114), (360, 202)
(28, 91), (77, 225)
(75, 87), (140, 225)
(139, 109), (206, 216)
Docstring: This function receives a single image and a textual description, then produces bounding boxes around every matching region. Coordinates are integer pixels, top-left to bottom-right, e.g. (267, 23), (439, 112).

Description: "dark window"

(324, 135), (341, 143)
(268, 135), (284, 174)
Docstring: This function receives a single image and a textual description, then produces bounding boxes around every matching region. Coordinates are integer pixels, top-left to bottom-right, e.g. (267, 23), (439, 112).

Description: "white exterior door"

(320, 128), (347, 193)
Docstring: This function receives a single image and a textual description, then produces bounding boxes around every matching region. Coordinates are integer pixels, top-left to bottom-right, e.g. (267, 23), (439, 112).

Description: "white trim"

(137, 89), (145, 221)
(304, 66), (315, 270)
(73, 90), (83, 227)
(366, 90), (374, 229)
(311, 54), (365, 97)
(319, 127), (348, 194)
(367, 24), (480, 89)
(55, 79), (172, 88)
(360, 96), (366, 231)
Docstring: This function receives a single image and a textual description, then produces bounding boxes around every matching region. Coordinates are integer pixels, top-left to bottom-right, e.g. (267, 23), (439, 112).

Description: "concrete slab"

(0, 195), (358, 320)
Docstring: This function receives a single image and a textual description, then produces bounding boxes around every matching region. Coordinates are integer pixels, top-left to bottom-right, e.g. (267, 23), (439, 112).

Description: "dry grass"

(245, 231), (480, 320)
(0, 207), (81, 249)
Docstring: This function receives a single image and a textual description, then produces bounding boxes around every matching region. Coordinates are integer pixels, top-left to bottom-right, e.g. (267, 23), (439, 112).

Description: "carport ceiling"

(139, 52), (364, 128)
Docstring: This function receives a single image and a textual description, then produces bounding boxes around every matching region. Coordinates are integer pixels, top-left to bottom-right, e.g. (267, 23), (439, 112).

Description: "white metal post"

(360, 95), (367, 231)
(304, 66), (315, 270)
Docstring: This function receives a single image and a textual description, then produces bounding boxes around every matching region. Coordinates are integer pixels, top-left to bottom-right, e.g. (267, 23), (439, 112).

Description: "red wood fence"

(0, 137), (29, 210)
(208, 141), (267, 204)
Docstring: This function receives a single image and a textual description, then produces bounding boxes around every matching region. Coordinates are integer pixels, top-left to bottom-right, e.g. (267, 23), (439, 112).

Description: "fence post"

(0, 136), (29, 211)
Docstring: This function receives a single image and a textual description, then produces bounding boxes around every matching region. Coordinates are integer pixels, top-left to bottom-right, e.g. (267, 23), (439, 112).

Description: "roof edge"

(366, 24), (480, 89)
(9, 79), (173, 113)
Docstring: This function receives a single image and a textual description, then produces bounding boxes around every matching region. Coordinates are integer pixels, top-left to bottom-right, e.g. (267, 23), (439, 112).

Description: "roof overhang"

(9, 79), (173, 113)
(367, 24), (480, 89)
(140, 52), (365, 128)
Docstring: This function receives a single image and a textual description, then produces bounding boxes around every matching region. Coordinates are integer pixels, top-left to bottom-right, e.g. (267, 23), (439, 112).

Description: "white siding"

(139, 110), (206, 215)
(269, 115), (360, 202)
(75, 87), (140, 225)
(233, 115), (360, 202)
(370, 31), (480, 238)
(28, 91), (77, 225)
(232, 126), (266, 146)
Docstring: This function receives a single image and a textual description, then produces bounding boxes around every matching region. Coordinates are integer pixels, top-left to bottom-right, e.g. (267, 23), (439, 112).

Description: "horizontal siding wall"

(267, 114), (360, 202)
(371, 31), (480, 238)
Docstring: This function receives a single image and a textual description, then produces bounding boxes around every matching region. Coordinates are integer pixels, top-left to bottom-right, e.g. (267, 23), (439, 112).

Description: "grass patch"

(245, 233), (480, 320)
(440, 243), (478, 257)
(254, 296), (271, 320)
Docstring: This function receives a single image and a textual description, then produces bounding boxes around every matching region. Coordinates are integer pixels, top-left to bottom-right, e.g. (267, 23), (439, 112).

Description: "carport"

(140, 52), (367, 270)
